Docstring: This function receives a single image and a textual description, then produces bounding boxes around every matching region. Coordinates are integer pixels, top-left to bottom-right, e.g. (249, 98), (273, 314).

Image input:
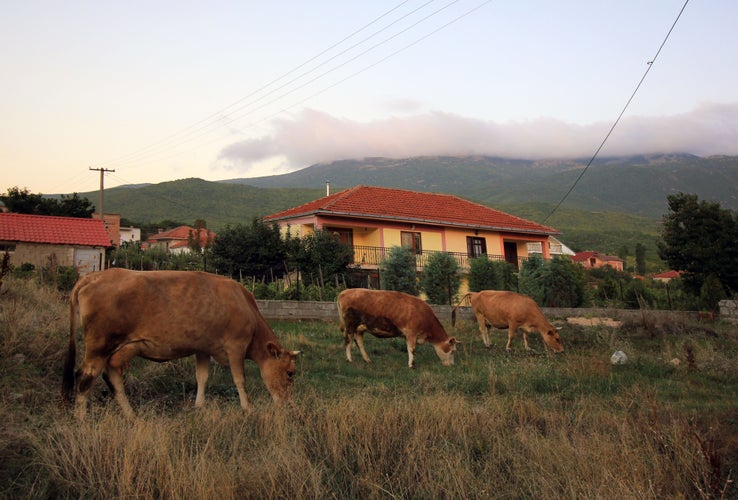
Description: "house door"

(74, 248), (103, 275)
(503, 242), (518, 268)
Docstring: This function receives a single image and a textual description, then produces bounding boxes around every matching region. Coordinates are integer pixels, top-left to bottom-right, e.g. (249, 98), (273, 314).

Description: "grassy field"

(1, 277), (737, 498)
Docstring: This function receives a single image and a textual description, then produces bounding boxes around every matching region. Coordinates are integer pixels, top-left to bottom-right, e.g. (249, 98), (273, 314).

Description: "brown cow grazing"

(337, 288), (459, 368)
(452, 291), (563, 352)
(62, 268), (300, 420)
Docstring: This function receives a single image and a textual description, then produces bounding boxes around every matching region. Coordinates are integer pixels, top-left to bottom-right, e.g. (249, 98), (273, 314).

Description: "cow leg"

(354, 325), (372, 363)
(343, 329), (355, 362)
(522, 329), (532, 351)
(406, 336), (417, 368)
(73, 356), (107, 421)
(195, 353), (210, 408)
(505, 323), (518, 351)
(106, 344), (141, 420)
(104, 365), (135, 420)
(226, 351), (251, 412)
(475, 312), (492, 348)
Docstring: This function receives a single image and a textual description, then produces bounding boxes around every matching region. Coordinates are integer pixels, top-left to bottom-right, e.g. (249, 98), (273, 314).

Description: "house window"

(526, 242), (543, 254)
(401, 231), (422, 255)
(466, 236), (487, 258)
(326, 227), (353, 246)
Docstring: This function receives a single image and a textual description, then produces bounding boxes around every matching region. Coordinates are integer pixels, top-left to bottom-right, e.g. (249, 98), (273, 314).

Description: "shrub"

(379, 246), (418, 295)
(421, 252), (460, 305)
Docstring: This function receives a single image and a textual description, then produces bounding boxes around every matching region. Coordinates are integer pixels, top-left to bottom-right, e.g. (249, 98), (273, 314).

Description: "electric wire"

(542, 0), (690, 224)
(98, 0), (427, 169)
(103, 0), (487, 173)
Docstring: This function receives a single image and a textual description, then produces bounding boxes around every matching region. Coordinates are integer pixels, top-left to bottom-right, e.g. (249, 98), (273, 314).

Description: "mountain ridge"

(80, 154), (738, 270)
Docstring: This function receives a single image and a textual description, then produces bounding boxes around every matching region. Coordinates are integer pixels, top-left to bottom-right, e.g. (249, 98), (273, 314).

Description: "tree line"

(4, 187), (736, 310)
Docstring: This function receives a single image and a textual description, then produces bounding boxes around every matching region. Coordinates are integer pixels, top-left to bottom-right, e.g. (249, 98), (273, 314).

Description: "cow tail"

(61, 285), (79, 406)
(451, 292), (473, 327)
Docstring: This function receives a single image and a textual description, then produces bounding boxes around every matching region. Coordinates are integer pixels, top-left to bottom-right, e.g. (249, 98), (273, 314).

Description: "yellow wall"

(351, 228), (380, 247)
(443, 228), (504, 255)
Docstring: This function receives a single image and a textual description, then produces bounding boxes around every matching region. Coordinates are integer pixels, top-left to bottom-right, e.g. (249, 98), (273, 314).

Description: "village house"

(0, 212), (111, 275)
(652, 270), (681, 283)
(263, 185), (560, 286)
(142, 226), (216, 254)
(571, 251), (624, 272)
(526, 235), (575, 257)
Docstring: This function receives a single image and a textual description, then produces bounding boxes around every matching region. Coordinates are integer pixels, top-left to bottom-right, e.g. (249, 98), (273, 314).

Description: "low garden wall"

(256, 299), (717, 324)
(720, 300), (738, 321)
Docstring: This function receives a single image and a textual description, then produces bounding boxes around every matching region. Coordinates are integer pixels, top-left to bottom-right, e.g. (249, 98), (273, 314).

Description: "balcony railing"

(352, 245), (515, 270)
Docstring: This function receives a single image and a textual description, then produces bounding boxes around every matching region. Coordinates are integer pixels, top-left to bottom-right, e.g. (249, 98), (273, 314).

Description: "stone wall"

(11, 243), (74, 269)
(719, 300), (738, 321)
(255, 299), (696, 324)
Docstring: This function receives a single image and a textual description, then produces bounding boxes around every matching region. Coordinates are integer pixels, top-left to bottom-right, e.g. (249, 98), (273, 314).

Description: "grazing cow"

(62, 268), (299, 420)
(452, 291), (563, 352)
(337, 288), (459, 368)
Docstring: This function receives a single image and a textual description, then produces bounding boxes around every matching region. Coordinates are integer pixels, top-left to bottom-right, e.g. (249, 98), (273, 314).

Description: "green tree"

(700, 274), (726, 312)
(300, 229), (353, 287)
(54, 193), (95, 218)
(468, 256), (498, 292)
(493, 260), (518, 291)
(380, 246), (418, 295)
(1, 187), (94, 217)
(210, 219), (285, 280)
(540, 256), (584, 307)
(635, 243), (646, 275)
(618, 245), (629, 273)
(658, 193), (738, 295)
(518, 255), (544, 303)
(421, 252), (460, 305)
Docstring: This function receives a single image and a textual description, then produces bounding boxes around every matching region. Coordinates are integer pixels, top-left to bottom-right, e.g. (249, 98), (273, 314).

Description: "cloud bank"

(217, 102), (738, 176)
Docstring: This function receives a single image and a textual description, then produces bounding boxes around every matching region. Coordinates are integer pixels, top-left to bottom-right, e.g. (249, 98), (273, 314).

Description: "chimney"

(326, 180), (330, 196)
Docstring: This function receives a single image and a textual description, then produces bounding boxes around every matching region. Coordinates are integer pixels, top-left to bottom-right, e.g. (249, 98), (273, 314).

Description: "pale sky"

(2, 0), (737, 195)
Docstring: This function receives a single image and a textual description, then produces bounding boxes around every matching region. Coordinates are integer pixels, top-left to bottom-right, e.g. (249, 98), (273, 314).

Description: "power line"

(98, 0), (424, 169)
(542, 0), (690, 224)
(102, 0), (490, 171)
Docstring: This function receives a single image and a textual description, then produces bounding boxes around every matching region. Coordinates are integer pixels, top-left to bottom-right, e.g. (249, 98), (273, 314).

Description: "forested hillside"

(78, 154), (738, 272)
(227, 154), (738, 218)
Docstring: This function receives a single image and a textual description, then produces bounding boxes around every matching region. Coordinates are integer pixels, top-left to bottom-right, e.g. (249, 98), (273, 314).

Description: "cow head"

(543, 328), (564, 353)
(434, 337), (460, 366)
(261, 341), (301, 402)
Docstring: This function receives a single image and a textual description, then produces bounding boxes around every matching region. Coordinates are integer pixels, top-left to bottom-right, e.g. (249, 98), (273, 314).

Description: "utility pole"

(89, 167), (115, 221)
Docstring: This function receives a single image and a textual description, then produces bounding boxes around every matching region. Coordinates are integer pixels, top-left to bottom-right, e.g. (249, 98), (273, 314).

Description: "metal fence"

(351, 245), (515, 269)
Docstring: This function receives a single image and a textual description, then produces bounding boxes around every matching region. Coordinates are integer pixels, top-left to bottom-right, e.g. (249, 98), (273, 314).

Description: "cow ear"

(266, 341), (281, 359)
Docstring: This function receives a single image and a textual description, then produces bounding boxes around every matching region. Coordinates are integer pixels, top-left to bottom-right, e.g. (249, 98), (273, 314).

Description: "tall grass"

(1, 277), (736, 498)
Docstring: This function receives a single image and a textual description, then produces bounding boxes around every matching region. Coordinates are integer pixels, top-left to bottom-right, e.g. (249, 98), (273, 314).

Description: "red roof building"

(571, 251), (624, 272)
(0, 213), (111, 275)
(143, 226), (216, 254)
(264, 185), (559, 273)
(652, 270), (681, 282)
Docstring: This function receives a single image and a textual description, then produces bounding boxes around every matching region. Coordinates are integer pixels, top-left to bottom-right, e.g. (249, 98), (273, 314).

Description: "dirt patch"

(566, 317), (623, 328)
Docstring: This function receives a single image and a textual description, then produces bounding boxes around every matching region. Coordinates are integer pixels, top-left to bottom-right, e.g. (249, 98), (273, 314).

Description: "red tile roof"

(264, 185), (558, 235)
(146, 226), (216, 247)
(0, 213), (111, 247)
(653, 270), (681, 279)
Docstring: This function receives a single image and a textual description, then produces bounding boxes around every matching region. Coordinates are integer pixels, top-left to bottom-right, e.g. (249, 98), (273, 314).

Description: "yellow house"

(264, 185), (559, 281)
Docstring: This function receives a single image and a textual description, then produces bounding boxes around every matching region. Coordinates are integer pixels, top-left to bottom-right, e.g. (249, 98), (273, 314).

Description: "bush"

(380, 246), (418, 295)
(421, 252), (460, 305)
(12, 262), (36, 279)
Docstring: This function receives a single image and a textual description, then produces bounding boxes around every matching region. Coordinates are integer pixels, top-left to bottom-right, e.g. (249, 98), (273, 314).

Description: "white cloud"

(217, 102), (738, 176)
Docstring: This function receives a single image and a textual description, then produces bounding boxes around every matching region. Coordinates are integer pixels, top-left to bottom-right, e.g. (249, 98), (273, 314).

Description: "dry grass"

(1, 277), (736, 498)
